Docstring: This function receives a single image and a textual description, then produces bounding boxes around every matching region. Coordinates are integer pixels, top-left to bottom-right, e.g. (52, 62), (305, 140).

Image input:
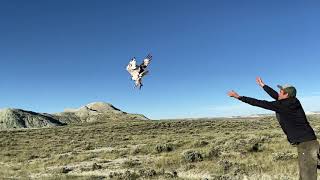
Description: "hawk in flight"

(126, 54), (152, 89)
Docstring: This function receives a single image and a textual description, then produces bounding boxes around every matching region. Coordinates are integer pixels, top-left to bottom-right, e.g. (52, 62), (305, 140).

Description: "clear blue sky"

(1, 0), (320, 119)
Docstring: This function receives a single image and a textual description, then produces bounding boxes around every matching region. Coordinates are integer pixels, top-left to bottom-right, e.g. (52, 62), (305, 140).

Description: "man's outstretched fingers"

(256, 77), (265, 87)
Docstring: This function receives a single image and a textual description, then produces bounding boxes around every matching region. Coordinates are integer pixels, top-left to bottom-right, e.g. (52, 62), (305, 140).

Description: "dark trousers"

(297, 140), (319, 180)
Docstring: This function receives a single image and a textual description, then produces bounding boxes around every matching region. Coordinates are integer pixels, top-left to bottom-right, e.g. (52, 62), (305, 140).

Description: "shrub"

(182, 150), (203, 162)
(249, 142), (263, 152)
(92, 163), (102, 170)
(83, 143), (95, 150)
(218, 160), (233, 173)
(211, 174), (242, 180)
(207, 146), (222, 159)
(130, 146), (141, 155)
(155, 143), (174, 153)
(122, 159), (141, 168)
(109, 170), (139, 180)
(224, 136), (265, 153)
(193, 140), (209, 147)
(61, 166), (73, 174)
(183, 164), (196, 171)
(272, 151), (297, 161)
(164, 171), (178, 178)
(138, 168), (157, 177)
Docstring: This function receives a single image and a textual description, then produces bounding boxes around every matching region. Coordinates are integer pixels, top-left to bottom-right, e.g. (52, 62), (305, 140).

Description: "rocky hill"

(0, 109), (65, 129)
(0, 102), (148, 129)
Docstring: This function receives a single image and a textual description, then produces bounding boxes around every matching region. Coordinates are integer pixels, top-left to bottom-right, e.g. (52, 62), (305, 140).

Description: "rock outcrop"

(0, 102), (149, 129)
(55, 102), (148, 123)
(0, 108), (65, 129)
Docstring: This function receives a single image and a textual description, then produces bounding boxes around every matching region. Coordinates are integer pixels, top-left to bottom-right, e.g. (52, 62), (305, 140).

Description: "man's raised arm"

(256, 77), (279, 100)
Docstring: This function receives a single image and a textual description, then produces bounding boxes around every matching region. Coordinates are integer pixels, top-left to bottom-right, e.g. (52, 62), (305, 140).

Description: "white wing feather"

(126, 58), (140, 81)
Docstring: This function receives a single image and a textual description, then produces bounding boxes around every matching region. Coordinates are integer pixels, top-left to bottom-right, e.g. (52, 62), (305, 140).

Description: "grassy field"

(1, 115), (320, 180)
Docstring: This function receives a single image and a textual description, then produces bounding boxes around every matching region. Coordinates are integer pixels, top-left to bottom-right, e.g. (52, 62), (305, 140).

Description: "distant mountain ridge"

(227, 111), (320, 118)
(0, 102), (148, 130)
(305, 111), (320, 115)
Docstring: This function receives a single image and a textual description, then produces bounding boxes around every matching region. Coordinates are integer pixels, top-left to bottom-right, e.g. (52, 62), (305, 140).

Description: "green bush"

(272, 151), (297, 161)
(207, 146), (222, 159)
(155, 143), (174, 153)
(182, 150), (203, 162)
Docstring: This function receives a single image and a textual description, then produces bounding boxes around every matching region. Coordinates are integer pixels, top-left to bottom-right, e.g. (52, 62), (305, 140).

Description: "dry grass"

(1, 115), (320, 179)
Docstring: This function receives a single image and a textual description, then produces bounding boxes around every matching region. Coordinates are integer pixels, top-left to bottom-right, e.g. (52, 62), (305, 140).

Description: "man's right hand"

(227, 90), (240, 99)
(256, 77), (265, 87)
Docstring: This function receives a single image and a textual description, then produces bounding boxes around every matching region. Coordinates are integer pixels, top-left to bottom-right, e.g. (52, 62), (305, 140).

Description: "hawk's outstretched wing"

(138, 54), (152, 78)
(126, 57), (137, 71)
(126, 57), (140, 81)
(142, 54), (152, 67)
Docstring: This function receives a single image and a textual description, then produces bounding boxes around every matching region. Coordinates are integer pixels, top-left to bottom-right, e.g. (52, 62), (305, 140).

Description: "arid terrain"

(1, 112), (320, 179)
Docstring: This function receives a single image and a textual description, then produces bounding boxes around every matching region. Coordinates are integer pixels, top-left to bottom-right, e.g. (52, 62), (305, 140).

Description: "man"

(228, 77), (319, 180)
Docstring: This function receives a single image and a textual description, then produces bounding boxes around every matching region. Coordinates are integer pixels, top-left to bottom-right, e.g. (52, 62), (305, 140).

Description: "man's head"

(277, 84), (297, 100)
